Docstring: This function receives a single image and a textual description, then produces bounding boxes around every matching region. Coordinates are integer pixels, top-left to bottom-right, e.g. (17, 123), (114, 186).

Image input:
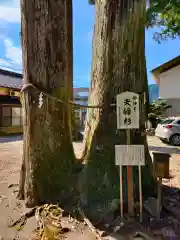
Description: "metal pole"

(126, 129), (134, 216)
(138, 165), (143, 222)
(120, 166), (123, 219)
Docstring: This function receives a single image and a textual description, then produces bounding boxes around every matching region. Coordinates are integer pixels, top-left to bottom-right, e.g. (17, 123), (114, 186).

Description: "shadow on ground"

(0, 135), (23, 143)
(94, 185), (180, 239)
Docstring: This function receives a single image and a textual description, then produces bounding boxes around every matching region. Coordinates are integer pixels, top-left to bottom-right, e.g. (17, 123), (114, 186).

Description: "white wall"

(0, 74), (22, 88)
(159, 65), (180, 99)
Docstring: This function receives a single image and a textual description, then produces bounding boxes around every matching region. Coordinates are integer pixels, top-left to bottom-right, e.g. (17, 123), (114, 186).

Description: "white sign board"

(115, 145), (145, 166)
(116, 92), (139, 129)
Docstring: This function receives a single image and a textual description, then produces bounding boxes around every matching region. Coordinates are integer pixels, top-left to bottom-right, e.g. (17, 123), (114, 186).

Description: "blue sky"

(0, 0), (179, 87)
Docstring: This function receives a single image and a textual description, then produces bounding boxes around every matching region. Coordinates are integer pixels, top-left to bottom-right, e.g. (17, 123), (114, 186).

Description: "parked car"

(155, 117), (180, 146)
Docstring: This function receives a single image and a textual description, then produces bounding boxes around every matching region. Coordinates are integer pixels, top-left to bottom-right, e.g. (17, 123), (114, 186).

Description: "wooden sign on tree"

(116, 91), (139, 129)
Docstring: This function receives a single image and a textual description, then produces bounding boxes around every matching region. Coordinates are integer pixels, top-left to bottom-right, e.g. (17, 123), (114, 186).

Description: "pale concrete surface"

(148, 136), (180, 155)
(0, 135), (180, 239)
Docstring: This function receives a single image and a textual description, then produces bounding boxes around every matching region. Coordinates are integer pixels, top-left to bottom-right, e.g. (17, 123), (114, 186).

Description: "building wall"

(0, 71), (22, 135)
(0, 126), (23, 135)
(158, 65), (180, 117)
(159, 65), (180, 99)
(164, 98), (180, 117)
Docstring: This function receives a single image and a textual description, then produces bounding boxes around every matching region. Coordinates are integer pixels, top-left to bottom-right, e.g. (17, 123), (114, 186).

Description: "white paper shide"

(116, 92), (139, 129)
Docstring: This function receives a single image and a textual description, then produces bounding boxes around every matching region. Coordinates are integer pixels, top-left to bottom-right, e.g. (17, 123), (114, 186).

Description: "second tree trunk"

(81, 0), (155, 219)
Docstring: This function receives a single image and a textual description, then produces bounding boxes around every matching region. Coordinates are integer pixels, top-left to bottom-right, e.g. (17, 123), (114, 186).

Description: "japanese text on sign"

(116, 92), (139, 129)
(115, 145), (145, 166)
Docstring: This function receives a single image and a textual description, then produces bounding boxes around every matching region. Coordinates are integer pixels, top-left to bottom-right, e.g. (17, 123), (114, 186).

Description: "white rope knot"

(21, 83), (36, 92)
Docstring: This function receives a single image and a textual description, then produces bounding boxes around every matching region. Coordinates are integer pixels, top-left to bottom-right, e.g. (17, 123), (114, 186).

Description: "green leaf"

(147, 0), (180, 41)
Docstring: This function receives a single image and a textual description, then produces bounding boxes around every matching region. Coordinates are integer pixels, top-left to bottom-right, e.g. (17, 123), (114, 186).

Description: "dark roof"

(0, 68), (22, 78)
(0, 68), (22, 90)
(151, 55), (180, 74)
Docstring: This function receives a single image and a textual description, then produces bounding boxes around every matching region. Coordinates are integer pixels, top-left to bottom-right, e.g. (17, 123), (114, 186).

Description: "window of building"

(1, 107), (12, 127)
(12, 107), (21, 126)
(0, 106), (22, 127)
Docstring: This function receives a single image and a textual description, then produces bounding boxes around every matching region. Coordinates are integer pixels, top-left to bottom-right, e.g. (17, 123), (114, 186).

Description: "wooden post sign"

(116, 91), (145, 222)
(116, 91), (139, 129)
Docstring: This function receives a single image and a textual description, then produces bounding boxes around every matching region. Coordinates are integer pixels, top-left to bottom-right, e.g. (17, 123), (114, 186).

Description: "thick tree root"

(35, 204), (70, 239)
(8, 207), (37, 231)
(133, 231), (154, 240)
(78, 207), (103, 240)
(8, 184), (19, 189)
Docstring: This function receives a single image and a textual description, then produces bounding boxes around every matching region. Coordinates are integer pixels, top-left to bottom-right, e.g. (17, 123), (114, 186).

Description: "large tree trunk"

(18, 0), (76, 207)
(81, 0), (155, 219)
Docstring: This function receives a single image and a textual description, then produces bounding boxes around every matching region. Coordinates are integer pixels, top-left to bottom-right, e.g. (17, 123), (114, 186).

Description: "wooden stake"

(157, 177), (162, 220)
(120, 166), (123, 219)
(126, 129), (134, 216)
(138, 165), (143, 222)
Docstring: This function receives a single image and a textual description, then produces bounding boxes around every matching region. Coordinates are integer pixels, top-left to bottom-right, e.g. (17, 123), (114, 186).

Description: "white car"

(155, 117), (180, 146)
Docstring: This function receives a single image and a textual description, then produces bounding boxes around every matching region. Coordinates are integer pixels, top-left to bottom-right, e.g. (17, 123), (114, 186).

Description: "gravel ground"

(0, 135), (180, 239)
(0, 137), (87, 240)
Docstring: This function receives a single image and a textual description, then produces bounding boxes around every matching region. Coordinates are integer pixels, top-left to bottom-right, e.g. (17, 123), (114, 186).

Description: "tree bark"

(81, 0), (155, 219)
(18, 0), (76, 207)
